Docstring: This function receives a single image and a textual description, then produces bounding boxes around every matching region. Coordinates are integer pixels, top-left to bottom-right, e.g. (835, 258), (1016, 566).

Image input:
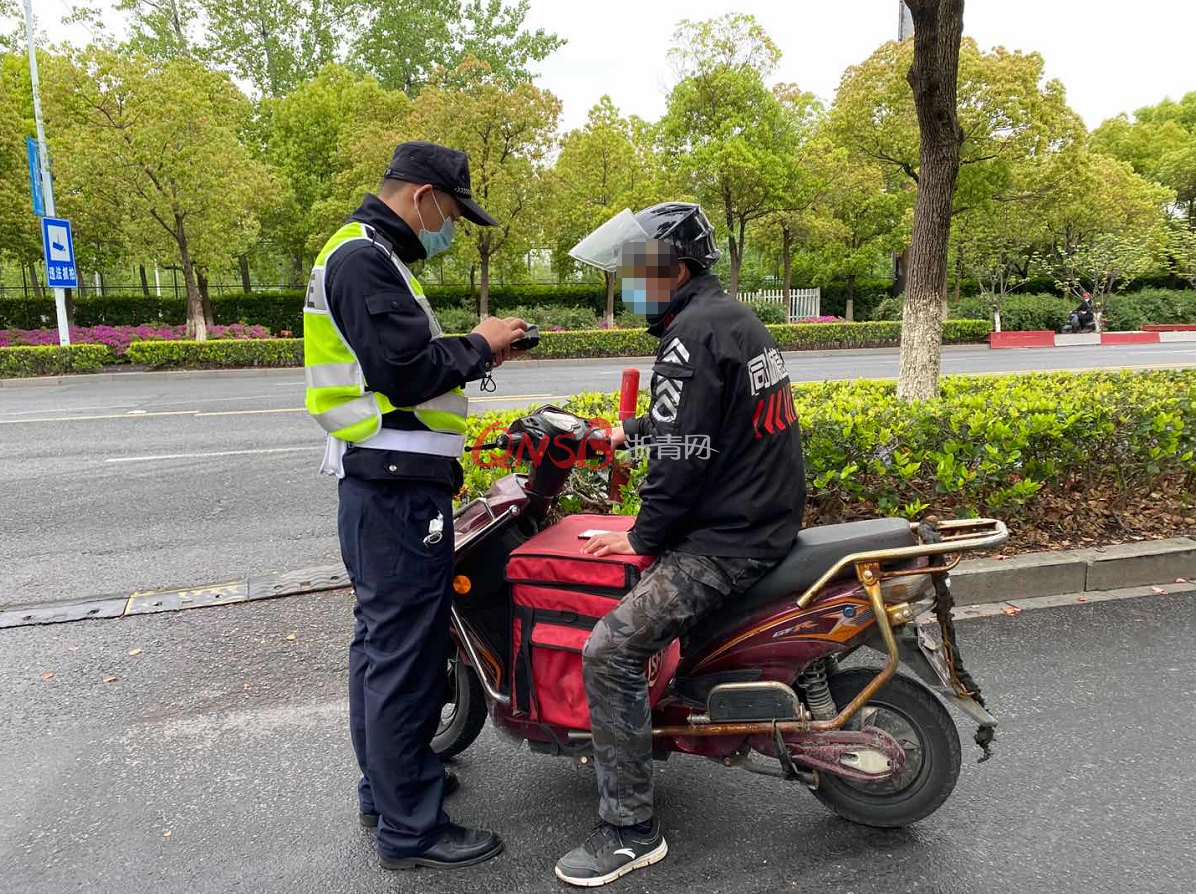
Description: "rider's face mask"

(618, 241), (680, 319)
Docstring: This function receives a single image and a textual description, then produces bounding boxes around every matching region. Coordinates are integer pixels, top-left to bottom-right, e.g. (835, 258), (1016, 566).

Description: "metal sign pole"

(23, 0), (70, 345)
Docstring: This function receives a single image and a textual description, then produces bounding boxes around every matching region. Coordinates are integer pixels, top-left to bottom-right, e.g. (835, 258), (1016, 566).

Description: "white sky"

(524, 0), (1196, 133)
(25, 0), (1196, 133)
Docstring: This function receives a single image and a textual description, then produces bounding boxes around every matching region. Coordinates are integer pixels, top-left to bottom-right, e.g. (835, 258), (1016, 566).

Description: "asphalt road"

(2, 342), (1194, 606)
(3, 589), (1193, 894)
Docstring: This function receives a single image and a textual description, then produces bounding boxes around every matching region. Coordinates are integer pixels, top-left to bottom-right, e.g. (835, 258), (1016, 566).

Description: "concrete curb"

(2, 537), (1193, 631)
(990, 329), (1196, 349)
(0, 366), (304, 388)
(949, 536), (1196, 603)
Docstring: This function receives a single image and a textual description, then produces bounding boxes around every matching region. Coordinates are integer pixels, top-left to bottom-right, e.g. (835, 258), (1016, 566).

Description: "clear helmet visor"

(567, 209), (652, 272)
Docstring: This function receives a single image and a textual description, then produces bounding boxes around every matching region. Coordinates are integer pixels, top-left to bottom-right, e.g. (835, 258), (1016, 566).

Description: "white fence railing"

(739, 288), (821, 322)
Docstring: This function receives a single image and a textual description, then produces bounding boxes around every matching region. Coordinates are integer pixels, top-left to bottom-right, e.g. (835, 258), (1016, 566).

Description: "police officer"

(555, 204), (806, 886)
(304, 141), (527, 871)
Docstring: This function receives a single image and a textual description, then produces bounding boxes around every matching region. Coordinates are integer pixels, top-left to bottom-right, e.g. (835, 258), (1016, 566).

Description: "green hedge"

(873, 289), (1196, 331)
(125, 339), (303, 369)
(57, 319), (994, 372)
(528, 320), (991, 360)
(0, 344), (114, 377)
(460, 370), (1196, 529)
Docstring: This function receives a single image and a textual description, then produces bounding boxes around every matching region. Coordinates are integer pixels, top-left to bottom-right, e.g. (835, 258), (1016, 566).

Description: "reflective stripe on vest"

(303, 221), (469, 445)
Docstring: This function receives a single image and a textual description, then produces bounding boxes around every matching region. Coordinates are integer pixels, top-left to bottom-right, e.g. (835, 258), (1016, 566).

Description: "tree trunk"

(846, 273), (856, 323)
(63, 288), (75, 328)
(604, 270), (616, 328)
(177, 220), (207, 341)
(727, 232), (736, 299)
(892, 248), (907, 296)
(290, 254), (304, 288)
(239, 254), (252, 293)
(781, 227), (793, 301)
(27, 262), (45, 301)
(140, 264), (150, 297)
(197, 269), (214, 327)
(897, 0), (965, 403)
(479, 253), (490, 319)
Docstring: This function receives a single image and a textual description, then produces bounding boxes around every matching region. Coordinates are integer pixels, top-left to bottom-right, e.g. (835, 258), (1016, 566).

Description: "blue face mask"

(415, 190), (456, 259)
(621, 277), (671, 317)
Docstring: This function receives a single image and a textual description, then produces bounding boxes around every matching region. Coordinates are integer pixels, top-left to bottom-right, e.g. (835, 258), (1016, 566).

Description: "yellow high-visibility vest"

(303, 222), (468, 453)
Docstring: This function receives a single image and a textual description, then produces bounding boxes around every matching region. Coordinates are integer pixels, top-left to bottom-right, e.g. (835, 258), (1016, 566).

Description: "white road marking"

(105, 446), (315, 463)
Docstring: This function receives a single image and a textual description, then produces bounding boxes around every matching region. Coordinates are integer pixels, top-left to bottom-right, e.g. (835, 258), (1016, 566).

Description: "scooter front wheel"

(810, 668), (961, 828)
(432, 658), (488, 758)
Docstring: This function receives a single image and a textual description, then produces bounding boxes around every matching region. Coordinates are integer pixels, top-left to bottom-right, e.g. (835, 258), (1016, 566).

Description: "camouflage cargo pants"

(581, 551), (775, 825)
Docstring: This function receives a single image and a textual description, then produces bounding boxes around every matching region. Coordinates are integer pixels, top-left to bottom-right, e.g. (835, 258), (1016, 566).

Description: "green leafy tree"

(350, 0), (456, 95)
(1171, 225), (1196, 288)
(351, 0), (564, 95)
(754, 85), (826, 306)
(407, 57), (560, 316)
(454, 0), (564, 88)
(47, 48), (272, 338)
(830, 16), (1081, 399)
(659, 14), (803, 297)
(1040, 152), (1173, 329)
(0, 54), (43, 292)
(830, 36), (1082, 214)
(801, 143), (908, 320)
(117, 0), (198, 58)
(259, 63), (410, 280)
(197, 0), (350, 97)
(1092, 92), (1196, 224)
(549, 96), (657, 325)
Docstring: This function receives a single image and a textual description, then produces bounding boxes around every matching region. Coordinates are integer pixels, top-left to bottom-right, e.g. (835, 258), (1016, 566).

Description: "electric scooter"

(437, 405), (1007, 827)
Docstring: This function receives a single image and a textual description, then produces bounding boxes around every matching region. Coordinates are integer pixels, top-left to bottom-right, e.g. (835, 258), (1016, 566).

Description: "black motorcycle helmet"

(632, 202), (721, 273)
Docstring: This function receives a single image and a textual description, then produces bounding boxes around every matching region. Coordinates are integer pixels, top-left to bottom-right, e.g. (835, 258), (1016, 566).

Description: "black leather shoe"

(360, 770), (459, 828)
(379, 823), (503, 870)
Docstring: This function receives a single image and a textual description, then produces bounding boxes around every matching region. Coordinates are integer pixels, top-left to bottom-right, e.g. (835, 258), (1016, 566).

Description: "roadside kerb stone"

(1, 539), (1191, 630)
(1085, 537), (1196, 591)
(950, 551), (1091, 605)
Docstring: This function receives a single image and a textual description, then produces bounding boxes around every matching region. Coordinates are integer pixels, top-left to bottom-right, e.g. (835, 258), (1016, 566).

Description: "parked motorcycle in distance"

(1061, 309), (1097, 334)
(437, 405), (1007, 829)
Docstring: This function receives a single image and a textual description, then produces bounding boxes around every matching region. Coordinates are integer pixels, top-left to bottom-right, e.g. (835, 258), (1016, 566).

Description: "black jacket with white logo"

(622, 273), (806, 559)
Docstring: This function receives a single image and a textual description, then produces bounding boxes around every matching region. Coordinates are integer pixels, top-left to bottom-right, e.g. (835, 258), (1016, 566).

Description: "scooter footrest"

(708, 682), (804, 722)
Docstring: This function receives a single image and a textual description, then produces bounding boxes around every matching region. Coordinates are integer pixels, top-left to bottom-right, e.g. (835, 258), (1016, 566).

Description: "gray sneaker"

(554, 819), (668, 887)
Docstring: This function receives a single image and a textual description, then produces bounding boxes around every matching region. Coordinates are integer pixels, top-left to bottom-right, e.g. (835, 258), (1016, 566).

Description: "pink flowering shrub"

(0, 323), (271, 356)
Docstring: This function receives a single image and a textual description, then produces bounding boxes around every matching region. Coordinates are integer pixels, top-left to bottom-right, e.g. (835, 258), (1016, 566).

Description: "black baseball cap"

(384, 141), (498, 227)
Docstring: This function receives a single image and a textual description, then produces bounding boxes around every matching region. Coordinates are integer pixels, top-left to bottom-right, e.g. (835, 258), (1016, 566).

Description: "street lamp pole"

(22, 0), (70, 346)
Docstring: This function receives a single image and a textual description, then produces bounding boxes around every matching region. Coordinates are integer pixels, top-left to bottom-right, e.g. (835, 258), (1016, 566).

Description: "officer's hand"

(581, 532), (638, 557)
(472, 316), (528, 366)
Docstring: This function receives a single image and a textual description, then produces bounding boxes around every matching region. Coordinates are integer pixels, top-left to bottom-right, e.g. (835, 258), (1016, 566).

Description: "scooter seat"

(683, 518), (916, 659)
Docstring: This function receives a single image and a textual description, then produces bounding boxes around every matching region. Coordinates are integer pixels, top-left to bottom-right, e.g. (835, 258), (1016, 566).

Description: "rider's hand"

(581, 532), (637, 557)
(472, 316), (528, 367)
(609, 425), (627, 450)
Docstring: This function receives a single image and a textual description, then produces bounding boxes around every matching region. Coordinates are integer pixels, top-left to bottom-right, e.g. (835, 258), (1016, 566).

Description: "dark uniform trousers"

(582, 551), (775, 826)
(339, 474), (454, 858)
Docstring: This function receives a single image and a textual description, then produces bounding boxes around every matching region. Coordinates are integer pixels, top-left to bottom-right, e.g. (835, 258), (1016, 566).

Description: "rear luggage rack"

(794, 517), (1007, 611)
(654, 518), (1008, 740)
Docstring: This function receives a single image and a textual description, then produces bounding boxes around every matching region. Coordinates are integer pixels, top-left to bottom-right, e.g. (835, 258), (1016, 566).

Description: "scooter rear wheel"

(810, 668), (961, 828)
(432, 658), (488, 759)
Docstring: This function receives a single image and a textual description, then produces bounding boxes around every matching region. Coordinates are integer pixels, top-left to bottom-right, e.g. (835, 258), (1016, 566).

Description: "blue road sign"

(26, 137), (45, 217)
(41, 217), (78, 289)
